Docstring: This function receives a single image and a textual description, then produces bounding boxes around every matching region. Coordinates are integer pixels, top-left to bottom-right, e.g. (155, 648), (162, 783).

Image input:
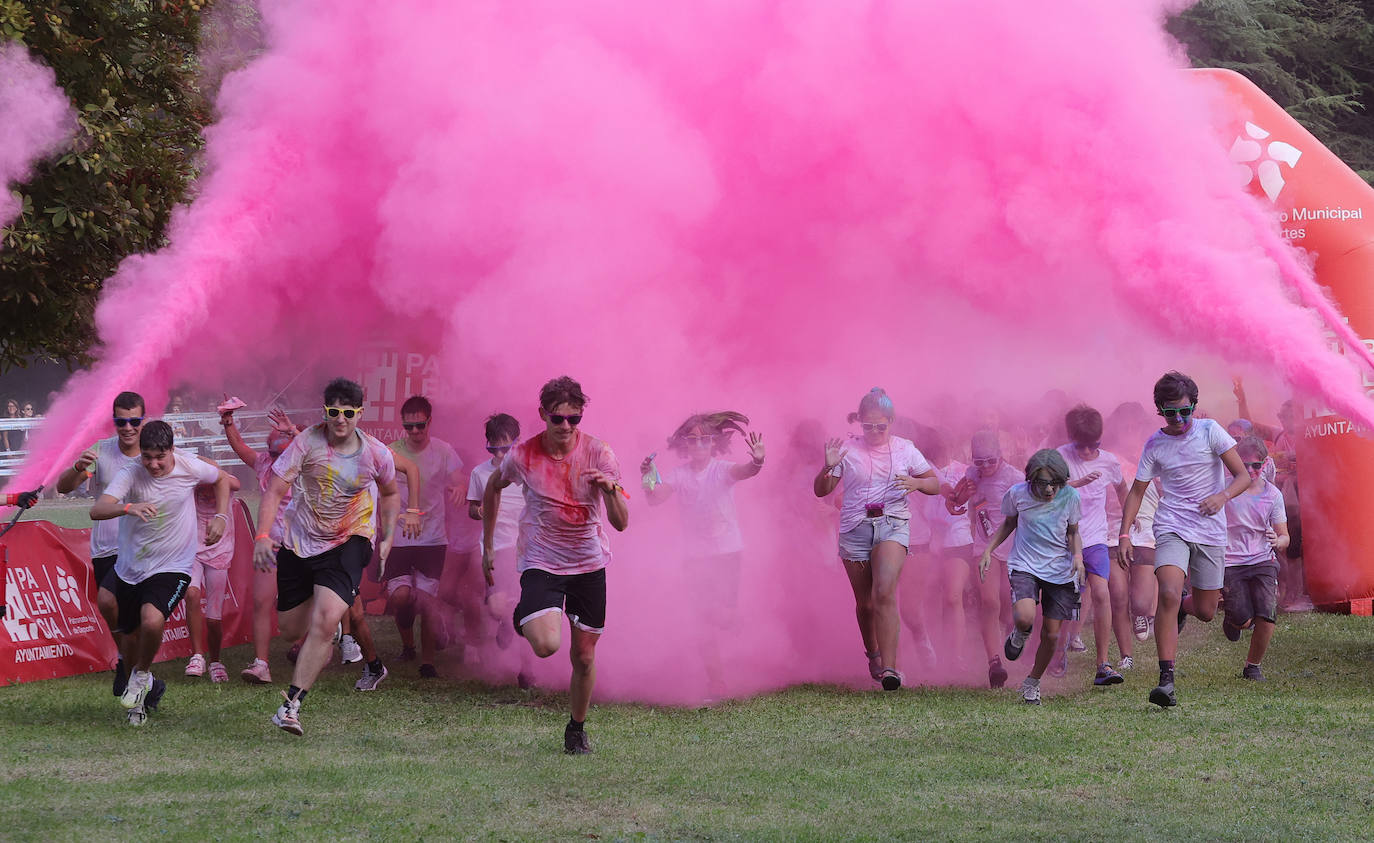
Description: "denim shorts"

(838, 516), (910, 563)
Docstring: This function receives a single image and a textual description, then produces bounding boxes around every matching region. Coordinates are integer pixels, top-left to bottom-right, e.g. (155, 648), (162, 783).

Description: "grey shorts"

(1008, 570), (1080, 621)
(1154, 532), (1225, 591)
(1224, 561), (1279, 624)
(839, 516), (910, 563)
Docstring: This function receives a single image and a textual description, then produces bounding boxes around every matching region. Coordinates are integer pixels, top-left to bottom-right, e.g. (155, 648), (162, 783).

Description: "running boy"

(1120, 372), (1249, 707)
(981, 449), (1084, 705)
(90, 421), (234, 725)
(55, 390), (144, 695)
(254, 378), (404, 736)
(481, 376), (629, 754)
(467, 413), (529, 675)
(1221, 436), (1289, 680)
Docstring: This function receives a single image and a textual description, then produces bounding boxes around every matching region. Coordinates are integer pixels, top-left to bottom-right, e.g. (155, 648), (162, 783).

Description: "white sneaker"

(127, 704), (148, 726)
(339, 634), (363, 664)
(185, 654), (206, 677)
(1133, 615), (1150, 641)
(271, 691), (303, 736)
(120, 671), (151, 710)
(1020, 677), (1042, 705)
(354, 664), (388, 691)
(1067, 634), (1086, 653)
(1118, 656), (1134, 671)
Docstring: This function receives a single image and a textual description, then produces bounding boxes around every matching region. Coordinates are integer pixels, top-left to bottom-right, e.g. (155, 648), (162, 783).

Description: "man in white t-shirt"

(89, 421), (233, 725)
(481, 376), (628, 754)
(467, 412), (526, 663)
(55, 390), (145, 698)
(1120, 372), (1249, 708)
(253, 378), (404, 736)
(386, 395), (464, 678)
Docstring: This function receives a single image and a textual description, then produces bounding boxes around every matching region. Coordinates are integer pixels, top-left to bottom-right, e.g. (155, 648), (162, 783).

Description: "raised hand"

(823, 438), (848, 470)
(746, 431), (765, 463)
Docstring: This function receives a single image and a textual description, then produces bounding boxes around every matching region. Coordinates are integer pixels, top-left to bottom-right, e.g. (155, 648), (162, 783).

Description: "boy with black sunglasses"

(481, 376), (628, 753)
(384, 394), (463, 678)
(56, 390), (146, 697)
(1120, 371), (1249, 707)
(1221, 436), (1289, 680)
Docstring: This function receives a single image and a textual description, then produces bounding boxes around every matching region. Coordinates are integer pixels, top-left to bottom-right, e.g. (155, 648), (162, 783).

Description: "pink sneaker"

(185, 654), (206, 677)
(240, 659), (272, 685)
(209, 661), (229, 683)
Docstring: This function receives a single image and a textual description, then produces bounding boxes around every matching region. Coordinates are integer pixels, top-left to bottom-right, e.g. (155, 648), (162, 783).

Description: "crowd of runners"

(3, 369), (1308, 752)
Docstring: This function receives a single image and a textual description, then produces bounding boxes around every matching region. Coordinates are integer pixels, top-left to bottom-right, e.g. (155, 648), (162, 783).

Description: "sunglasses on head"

(972, 457), (998, 467)
(549, 414), (582, 427)
(1157, 404), (1196, 420)
(486, 444), (511, 455)
(324, 406), (363, 420)
(402, 421), (428, 431)
(1244, 461), (1265, 470)
(113, 416), (143, 428)
(860, 423), (888, 432)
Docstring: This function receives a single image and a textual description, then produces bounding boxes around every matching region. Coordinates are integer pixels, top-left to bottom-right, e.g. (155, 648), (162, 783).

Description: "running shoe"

(1067, 634), (1087, 653)
(209, 662), (229, 683)
(879, 668), (903, 691)
(517, 671), (534, 690)
(272, 692), (303, 736)
(146, 678), (166, 712)
(355, 664), (388, 691)
(127, 704), (148, 727)
(1019, 677), (1041, 705)
(1242, 663), (1265, 681)
(1093, 663), (1125, 686)
(185, 654), (206, 677)
(866, 651), (882, 682)
(120, 671), (150, 710)
(1222, 616), (1243, 642)
(1004, 630), (1027, 662)
(241, 659), (272, 685)
(1118, 656), (1134, 671)
(1048, 653), (1068, 679)
(286, 641), (302, 663)
(397, 646), (417, 663)
(1132, 615), (1150, 641)
(1148, 681), (1178, 707)
(112, 658), (127, 698)
(987, 659), (1008, 689)
(330, 622), (343, 646)
(339, 634), (363, 664)
(419, 663), (438, 679)
(564, 725), (592, 755)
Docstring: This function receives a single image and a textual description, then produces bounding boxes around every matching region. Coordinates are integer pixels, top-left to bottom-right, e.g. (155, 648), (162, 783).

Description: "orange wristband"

(256, 532), (270, 541)
(123, 503), (131, 513)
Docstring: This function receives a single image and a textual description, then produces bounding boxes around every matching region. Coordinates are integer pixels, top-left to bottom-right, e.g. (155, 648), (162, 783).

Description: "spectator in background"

(2, 398), (21, 452)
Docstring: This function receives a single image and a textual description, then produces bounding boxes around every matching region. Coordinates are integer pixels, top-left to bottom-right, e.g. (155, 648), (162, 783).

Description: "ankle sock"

(567, 717), (584, 732)
(287, 685), (307, 702)
(368, 658), (384, 674)
(1159, 659), (1175, 685)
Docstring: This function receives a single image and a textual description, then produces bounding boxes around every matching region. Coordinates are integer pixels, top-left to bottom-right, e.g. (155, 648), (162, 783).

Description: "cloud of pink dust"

(15, 0), (1374, 702)
(0, 42), (73, 230)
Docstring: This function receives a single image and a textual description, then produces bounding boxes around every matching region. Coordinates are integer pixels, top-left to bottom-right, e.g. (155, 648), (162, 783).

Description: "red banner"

(2, 499), (258, 683)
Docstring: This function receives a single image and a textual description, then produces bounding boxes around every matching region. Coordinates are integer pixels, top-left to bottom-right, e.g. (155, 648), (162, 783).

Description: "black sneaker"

(112, 659), (128, 698)
(879, 669), (902, 691)
(1149, 681), (1178, 707)
(564, 726), (592, 755)
(1093, 663), (1125, 686)
(1222, 616), (1242, 642)
(397, 646), (417, 663)
(145, 678), (166, 712)
(1003, 632), (1026, 662)
(987, 659), (1008, 689)
(1242, 663), (1265, 681)
(418, 663), (438, 679)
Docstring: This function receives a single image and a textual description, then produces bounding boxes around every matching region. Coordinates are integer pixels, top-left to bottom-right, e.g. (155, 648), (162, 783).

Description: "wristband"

(123, 503), (131, 513)
(211, 513), (228, 522)
(1118, 533), (1130, 539)
(406, 508), (421, 514)
(4, 493), (13, 506)
(256, 531), (270, 541)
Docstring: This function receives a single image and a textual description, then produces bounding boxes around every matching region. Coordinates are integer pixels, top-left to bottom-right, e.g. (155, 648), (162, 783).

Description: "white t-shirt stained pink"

(1136, 418), (1237, 547)
(90, 436), (140, 559)
(966, 460), (1022, 560)
(500, 431), (622, 576)
(254, 452), (292, 545)
(194, 488), (235, 570)
(468, 459), (525, 552)
(274, 425), (397, 558)
(664, 459), (744, 557)
(105, 449), (220, 583)
(926, 461), (973, 552)
(1224, 482), (1286, 567)
(833, 436), (932, 534)
(1056, 444), (1124, 548)
(391, 437), (464, 549)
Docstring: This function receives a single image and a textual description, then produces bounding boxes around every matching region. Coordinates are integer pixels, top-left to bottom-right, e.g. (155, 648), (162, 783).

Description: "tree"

(1169, 0), (1374, 183)
(0, 1), (211, 371)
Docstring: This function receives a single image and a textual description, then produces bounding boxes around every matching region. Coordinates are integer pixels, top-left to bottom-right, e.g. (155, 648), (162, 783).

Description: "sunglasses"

(972, 457), (999, 467)
(548, 414), (582, 427)
(486, 444), (511, 455)
(1157, 404), (1196, 420)
(402, 421), (428, 431)
(1031, 480), (1062, 492)
(113, 416), (144, 428)
(860, 423), (889, 432)
(324, 406), (363, 420)
(1244, 461), (1265, 470)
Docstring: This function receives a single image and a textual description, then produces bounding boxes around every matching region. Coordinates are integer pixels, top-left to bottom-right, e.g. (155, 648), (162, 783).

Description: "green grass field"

(2, 608), (1372, 841)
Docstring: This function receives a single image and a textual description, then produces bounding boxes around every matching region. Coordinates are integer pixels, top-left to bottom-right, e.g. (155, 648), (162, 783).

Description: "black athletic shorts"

(1008, 570), (1081, 622)
(277, 535), (372, 612)
(381, 545), (447, 582)
(92, 554), (118, 596)
(514, 568), (606, 634)
(114, 572), (191, 634)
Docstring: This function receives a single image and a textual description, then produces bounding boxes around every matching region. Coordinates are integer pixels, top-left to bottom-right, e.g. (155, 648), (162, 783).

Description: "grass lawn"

(2, 610), (1372, 840)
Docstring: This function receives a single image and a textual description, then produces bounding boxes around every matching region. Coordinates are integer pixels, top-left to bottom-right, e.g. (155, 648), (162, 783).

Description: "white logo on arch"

(1231, 122), (1302, 202)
